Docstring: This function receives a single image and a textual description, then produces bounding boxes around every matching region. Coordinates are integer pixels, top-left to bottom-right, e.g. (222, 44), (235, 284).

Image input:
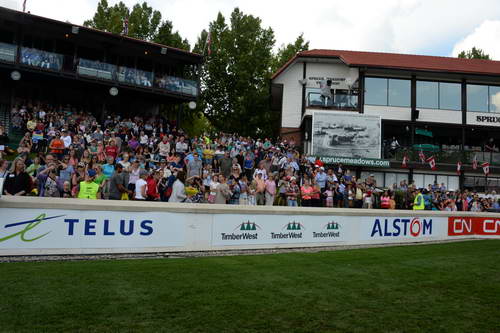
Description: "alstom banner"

(0, 209), (185, 249)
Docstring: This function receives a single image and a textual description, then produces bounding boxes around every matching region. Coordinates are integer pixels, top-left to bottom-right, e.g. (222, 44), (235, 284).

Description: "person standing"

(169, 171), (187, 203)
(76, 169), (100, 200)
(134, 169), (149, 200)
(253, 173), (266, 205)
(265, 174), (276, 206)
(108, 163), (131, 200)
(215, 174), (231, 204)
(187, 152), (203, 178)
(3, 159), (31, 196)
(219, 151), (233, 178)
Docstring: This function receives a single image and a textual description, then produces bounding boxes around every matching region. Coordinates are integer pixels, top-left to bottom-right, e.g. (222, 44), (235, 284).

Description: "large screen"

(312, 111), (381, 159)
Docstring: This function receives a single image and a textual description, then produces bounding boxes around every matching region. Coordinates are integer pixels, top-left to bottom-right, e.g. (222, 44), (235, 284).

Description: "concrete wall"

(0, 197), (498, 256)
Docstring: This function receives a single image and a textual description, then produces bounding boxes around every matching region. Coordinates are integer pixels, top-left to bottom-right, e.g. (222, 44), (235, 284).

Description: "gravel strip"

(0, 238), (482, 263)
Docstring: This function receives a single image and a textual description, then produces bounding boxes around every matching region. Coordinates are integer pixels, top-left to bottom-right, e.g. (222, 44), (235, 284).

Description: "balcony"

(306, 89), (358, 111)
(77, 58), (116, 81)
(156, 75), (198, 97)
(386, 145), (500, 166)
(0, 42), (16, 63)
(20, 47), (63, 71)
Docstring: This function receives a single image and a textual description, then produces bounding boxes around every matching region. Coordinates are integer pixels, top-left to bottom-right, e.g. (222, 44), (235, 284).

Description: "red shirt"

(146, 177), (160, 199)
(105, 145), (118, 159)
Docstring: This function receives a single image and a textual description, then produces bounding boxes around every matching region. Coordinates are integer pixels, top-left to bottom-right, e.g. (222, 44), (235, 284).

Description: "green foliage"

(271, 33), (309, 73)
(154, 21), (190, 51)
(84, 0), (189, 51)
(0, 241), (498, 331)
(194, 8), (278, 137)
(458, 47), (491, 60)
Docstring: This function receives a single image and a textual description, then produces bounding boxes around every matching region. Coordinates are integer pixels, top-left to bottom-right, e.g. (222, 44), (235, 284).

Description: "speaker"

(415, 109), (420, 119)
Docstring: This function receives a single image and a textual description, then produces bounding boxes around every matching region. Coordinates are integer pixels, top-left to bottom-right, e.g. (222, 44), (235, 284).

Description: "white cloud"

(6, 0), (500, 58)
(452, 20), (500, 60)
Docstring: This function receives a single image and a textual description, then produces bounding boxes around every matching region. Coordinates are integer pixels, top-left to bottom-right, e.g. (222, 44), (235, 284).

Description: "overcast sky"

(2, 0), (500, 59)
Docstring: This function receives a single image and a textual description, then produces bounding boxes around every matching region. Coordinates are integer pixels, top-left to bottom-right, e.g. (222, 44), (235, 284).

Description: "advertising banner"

(0, 209), (185, 249)
(448, 216), (500, 236)
(312, 111), (381, 159)
(361, 216), (448, 242)
(212, 214), (352, 246)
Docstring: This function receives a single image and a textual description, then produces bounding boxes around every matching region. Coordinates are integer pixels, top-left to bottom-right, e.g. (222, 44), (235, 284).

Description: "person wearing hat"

(76, 169), (100, 200)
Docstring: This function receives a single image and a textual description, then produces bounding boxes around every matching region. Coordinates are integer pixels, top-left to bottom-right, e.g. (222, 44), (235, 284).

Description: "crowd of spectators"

(1, 101), (499, 212)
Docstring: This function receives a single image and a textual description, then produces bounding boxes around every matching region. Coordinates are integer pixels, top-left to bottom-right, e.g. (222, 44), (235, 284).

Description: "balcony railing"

(8, 45), (199, 98)
(20, 47), (63, 71)
(77, 58), (116, 80)
(117, 66), (153, 88)
(0, 42), (17, 63)
(386, 145), (500, 166)
(307, 91), (358, 110)
(156, 75), (198, 97)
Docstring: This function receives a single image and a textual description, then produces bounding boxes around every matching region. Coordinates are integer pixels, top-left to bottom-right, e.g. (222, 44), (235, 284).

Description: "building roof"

(272, 49), (500, 80)
(0, 6), (203, 62)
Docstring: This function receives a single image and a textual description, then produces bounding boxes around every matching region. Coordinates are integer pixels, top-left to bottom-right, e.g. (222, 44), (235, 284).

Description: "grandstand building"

(0, 6), (202, 127)
(271, 49), (500, 192)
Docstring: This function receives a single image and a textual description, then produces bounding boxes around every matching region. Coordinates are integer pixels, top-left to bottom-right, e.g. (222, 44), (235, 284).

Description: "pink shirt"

(265, 180), (276, 195)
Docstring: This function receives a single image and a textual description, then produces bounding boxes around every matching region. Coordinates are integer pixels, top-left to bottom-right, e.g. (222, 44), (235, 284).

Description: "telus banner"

(0, 209), (185, 248)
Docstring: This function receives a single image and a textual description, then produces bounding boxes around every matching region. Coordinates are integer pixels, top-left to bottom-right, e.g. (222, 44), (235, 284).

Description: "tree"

(271, 33), (309, 73)
(193, 8), (277, 137)
(84, 0), (189, 51)
(154, 21), (190, 51)
(458, 47), (490, 60)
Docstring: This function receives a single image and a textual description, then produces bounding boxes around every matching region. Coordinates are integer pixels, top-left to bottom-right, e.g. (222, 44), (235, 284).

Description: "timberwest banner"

(0, 209), (185, 249)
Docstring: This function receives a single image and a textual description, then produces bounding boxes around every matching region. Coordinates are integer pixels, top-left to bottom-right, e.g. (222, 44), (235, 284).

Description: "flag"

(123, 17), (129, 36)
(426, 156), (436, 170)
(206, 31), (212, 56)
(472, 154), (478, 170)
(456, 161), (462, 175)
(402, 154), (409, 168)
(23, 0), (27, 12)
(419, 150), (426, 164)
(482, 162), (490, 176)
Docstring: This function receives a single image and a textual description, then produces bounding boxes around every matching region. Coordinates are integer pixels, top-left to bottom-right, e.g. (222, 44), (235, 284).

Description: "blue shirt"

(102, 164), (115, 179)
(315, 172), (327, 188)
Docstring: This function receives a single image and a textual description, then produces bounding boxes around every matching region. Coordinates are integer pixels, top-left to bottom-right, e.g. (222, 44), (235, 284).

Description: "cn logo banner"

(448, 217), (500, 236)
(0, 209), (185, 249)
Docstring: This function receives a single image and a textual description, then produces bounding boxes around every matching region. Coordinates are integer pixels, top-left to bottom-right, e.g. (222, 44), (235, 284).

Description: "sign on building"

(312, 111), (381, 159)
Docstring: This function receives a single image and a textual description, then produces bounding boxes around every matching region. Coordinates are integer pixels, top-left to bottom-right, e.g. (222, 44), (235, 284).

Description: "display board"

(312, 111), (381, 159)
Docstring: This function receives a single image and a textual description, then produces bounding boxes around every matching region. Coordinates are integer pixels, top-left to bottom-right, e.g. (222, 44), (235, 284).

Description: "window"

(417, 81), (438, 109)
(439, 82), (461, 110)
(388, 79), (410, 107)
(365, 77), (388, 105)
(365, 77), (410, 107)
(467, 84), (488, 112)
(490, 86), (500, 113)
(417, 81), (461, 110)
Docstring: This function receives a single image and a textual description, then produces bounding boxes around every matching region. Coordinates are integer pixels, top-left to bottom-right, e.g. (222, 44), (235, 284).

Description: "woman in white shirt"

(134, 169), (148, 200)
(169, 171), (187, 203)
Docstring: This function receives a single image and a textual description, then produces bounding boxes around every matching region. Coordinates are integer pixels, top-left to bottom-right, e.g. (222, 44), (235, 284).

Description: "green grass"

(1, 241), (499, 332)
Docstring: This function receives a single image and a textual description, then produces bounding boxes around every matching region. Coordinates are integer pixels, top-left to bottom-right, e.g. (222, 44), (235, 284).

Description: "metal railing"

(307, 91), (358, 110)
(0, 42), (17, 63)
(20, 47), (63, 71)
(385, 146), (500, 166)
